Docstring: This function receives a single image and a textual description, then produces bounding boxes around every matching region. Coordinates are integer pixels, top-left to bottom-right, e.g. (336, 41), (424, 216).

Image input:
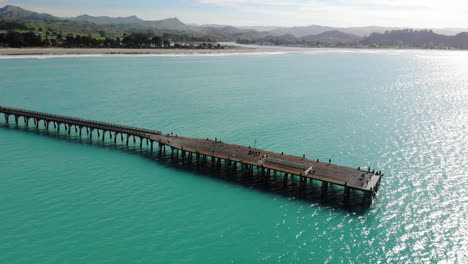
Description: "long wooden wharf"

(0, 106), (382, 206)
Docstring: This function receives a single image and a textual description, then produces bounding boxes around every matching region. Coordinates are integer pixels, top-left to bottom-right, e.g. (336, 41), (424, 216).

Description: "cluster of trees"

(0, 29), (224, 49)
(174, 42), (222, 49)
(119, 33), (222, 49)
(0, 19), (30, 30)
(0, 31), (175, 48)
(237, 33), (358, 47)
(0, 31), (42, 47)
(59, 34), (119, 48)
(120, 33), (170, 48)
(363, 29), (443, 47)
(238, 34), (298, 46)
(0, 31), (113, 47)
(362, 29), (468, 49)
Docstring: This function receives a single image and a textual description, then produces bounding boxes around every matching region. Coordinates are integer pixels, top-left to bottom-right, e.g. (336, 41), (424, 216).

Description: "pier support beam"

(265, 169), (271, 183)
(160, 144), (166, 153)
(283, 173), (289, 186)
(321, 182), (328, 197)
(362, 191), (373, 207)
(344, 186), (351, 202)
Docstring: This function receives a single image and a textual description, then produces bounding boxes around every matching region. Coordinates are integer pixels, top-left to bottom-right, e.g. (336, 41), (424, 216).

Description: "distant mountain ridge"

(144, 17), (188, 30)
(2, 5), (468, 37)
(2, 5), (468, 49)
(302, 30), (361, 43)
(73, 14), (144, 24)
(72, 14), (188, 30)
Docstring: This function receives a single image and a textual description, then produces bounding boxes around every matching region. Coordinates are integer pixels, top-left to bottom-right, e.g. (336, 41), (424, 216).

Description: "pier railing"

(0, 106), (161, 138)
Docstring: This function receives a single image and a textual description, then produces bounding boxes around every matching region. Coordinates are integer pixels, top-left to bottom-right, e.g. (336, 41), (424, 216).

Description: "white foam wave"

(0, 51), (289, 60)
(1, 47), (464, 60)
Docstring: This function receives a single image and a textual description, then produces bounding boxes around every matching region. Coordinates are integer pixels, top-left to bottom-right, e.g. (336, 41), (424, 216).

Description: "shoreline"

(0, 47), (258, 56)
(0, 46), (465, 58)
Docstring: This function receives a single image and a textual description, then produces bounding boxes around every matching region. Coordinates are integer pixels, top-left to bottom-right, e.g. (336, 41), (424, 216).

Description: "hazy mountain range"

(2, 5), (467, 35)
(1, 5), (468, 48)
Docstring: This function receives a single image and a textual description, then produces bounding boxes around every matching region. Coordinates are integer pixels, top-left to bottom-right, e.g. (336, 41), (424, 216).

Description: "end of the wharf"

(150, 134), (382, 206)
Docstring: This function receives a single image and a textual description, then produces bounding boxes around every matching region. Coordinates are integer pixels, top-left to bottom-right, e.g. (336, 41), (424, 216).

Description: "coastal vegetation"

(237, 29), (468, 49)
(362, 29), (468, 49)
(0, 30), (223, 49)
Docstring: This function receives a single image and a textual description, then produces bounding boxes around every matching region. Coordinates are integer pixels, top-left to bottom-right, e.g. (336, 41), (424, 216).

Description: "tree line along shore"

(0, 30), (224, 49)
(3, 26), (468, 51)
(238, 29), (468, 50)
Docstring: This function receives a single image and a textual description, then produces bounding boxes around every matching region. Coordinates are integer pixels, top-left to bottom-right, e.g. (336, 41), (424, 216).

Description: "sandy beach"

(0, 47), (261, 56)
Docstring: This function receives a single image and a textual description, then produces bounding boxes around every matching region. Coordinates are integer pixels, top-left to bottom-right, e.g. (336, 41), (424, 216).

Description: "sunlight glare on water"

(0, 49), (467, 263)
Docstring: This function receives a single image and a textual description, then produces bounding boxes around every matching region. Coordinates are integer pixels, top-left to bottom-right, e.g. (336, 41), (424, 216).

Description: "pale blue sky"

(1, 0), (467, 28)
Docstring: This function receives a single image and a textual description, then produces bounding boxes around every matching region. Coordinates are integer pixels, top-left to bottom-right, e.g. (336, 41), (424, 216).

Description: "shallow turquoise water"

(0, 50), (467, 263)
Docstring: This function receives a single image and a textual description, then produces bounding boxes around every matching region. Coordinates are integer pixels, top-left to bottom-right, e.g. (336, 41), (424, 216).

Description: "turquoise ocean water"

(0, 50), (467, 263)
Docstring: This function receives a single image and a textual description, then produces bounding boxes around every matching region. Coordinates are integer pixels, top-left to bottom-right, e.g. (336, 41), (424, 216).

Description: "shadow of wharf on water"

(0, 120), (373, 213)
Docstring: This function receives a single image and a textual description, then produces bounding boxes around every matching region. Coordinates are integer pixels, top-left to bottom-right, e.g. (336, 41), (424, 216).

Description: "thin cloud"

(199, 0), (468, 14)
(4, 0), (468, 27)
(198, 0), (468, 27)
(198, 0), (300, 7)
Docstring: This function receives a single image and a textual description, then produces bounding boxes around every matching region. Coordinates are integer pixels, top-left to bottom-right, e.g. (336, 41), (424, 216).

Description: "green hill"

(302, 30), (361, 43)
(0, 5), (192, 35)
(73, 14), (144, 25)
(0, 5), (57, 21)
